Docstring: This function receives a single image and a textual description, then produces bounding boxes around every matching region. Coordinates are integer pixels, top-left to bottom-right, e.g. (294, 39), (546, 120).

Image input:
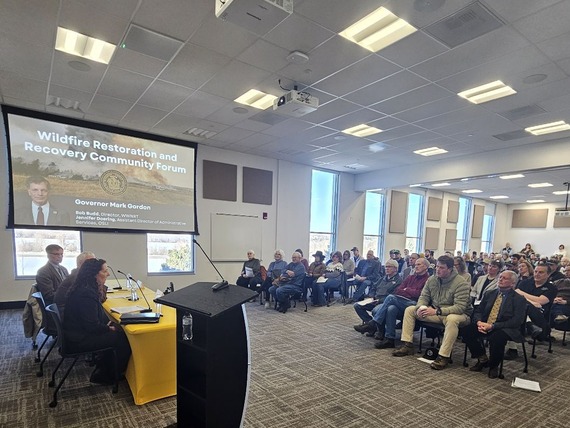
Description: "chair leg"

(49, 357), (78, 408)
(498, 358), (505, 379)
(48, 356), (66, 387)
(521, 341), (529, 373)
(418, 327), (424, 353)
(531, 338), (537, 359)
(35, 334), (50, 363)
(462, 343), (468, 367)
(563, 330), (567, 346)
(37, 337), (57, 377)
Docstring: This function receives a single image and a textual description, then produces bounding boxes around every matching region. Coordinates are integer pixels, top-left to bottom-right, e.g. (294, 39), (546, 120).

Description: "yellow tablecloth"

(103, 287), (176, 405)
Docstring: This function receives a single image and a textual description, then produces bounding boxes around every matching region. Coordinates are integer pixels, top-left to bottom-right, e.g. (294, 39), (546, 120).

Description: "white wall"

(337, 173), (365, 252)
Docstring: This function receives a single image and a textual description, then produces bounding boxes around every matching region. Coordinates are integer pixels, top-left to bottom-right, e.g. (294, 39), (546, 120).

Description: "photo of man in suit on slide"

(19, 176), (70, 226)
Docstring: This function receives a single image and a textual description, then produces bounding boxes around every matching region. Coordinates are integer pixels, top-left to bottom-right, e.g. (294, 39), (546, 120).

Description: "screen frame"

(2, 104), (199, 235)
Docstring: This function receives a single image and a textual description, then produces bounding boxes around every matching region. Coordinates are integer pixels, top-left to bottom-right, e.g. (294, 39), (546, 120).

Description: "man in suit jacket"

(19, 176), (70, 226)
(36, 244), (69, 305)
(461, 270), (526, 378)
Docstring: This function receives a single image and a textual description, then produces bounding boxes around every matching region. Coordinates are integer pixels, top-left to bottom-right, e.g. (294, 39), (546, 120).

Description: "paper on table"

(356, 297), (378, 306)
(110, 305), (147, 314)
(316, 277), (328, 283)
(245, 267), (254, 278)
(511, 377), (541, 392)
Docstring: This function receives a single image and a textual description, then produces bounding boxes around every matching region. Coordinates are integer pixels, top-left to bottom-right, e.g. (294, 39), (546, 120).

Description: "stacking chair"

(417, 321), (453, 363)
(548, 318), (570, 352)
(273, 284), (308, 312)
(44, 304), (118, 408)
(31, 292), (57, 377)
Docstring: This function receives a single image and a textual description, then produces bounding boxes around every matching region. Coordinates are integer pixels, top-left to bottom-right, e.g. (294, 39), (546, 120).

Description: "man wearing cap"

(351, 247), (362, 268)
(347, 250), (381, 303)
(392, 255), (472, 370)
(471, 259), (502, 305)
(390, 249), (407, 274)
(353, 259), (402, 330)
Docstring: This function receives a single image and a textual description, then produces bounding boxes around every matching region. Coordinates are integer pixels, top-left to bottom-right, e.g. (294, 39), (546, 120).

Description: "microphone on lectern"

(192, 238), (229, 291)
(126, 274), (154, 313)
(107, 265), (123, 290)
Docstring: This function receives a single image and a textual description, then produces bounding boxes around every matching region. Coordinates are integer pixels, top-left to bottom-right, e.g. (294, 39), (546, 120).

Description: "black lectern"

(155, 282), (257, 428)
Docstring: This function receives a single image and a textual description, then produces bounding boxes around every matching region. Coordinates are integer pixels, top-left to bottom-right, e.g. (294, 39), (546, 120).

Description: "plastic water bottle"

(155, 303), (162, 316)
(182, 312), (193, 341)
(130, 286), (139, 301)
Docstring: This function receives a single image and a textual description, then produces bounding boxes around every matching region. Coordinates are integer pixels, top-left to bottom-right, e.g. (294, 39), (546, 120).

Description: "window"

(309, 169), (339, 259)
(147, 233), (194, 274)
(456, 197), (472, 254)
(13, 229), (81, 277)
(481, 214), (494, 254)
(363, 190), (386, 260)
(405, 193), (424, 253)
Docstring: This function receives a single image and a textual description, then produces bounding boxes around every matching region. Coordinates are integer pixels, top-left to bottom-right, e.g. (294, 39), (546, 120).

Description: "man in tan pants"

(392, 255), (472, 370)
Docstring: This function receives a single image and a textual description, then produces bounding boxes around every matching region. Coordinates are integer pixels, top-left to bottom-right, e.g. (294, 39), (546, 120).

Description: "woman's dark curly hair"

(68, 258), (106, 296)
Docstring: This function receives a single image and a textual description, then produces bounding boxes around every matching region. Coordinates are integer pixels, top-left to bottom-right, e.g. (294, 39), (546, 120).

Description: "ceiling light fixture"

(343, 124), (382, 137)
(55, 27), (116, 64)
(339, 6), (417, 52)
(553, 190), (570, 195)
(457, 80), (516, 104)
(234, 89), (277, 110)
(409, 184), (422, 188)
(432, 182), (450, 187)
(526, 199), (545, 203)
(413, 146), (448, 156)
(525, 121), (570, 135)
(499, 174), (525, 180)
(184, 127), (217, 139)
(490, 195), (509, 199)
(528, 182), (553, 188)
(462, 189), (483, 194)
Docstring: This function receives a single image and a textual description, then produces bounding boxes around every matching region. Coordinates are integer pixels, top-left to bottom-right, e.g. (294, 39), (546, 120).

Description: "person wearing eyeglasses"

(35, 244), (69, 305)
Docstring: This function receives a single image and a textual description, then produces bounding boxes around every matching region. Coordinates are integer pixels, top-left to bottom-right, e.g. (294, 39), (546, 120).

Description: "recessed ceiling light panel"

(234, 89), (277, 110)
(499, 174), (525, 180)
(432, 182), (450, 187)
(528, 182), (553, 188)
(462, 189), (483, 194)
(490, 195), (509, 199)
(525, 121), (570, 135)
(56, 27), (116, 64)
(553, 190), (570, 195)
(457, 80), (516, 104)
(343, 124), (382, 137)
(413, 146), (448, 156)
(527, 199), (545, 203)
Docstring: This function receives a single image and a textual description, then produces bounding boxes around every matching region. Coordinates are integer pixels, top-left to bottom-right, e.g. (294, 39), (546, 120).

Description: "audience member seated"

(424, 249), (436, 266)
(63, 259), (131, 385)
(312, 251), (344, 307)
(392, 255), (472, 371)
(54, 251), (96, 320)
(554, 244), (567, 258)
(471, 259), (502, 305)
(461, 270), (526, 379)
(342, 250), (355, 278)
(268, 252), (306, 313)
(295, 248), (310, 272)
(515, 262), (557, 341)
(346, 250), (381, 303)
(389, 249), (407, 274)
(306, 251), (327, 305)
(36, 244), (69, 305)
(260, 249), (288, 308)
(236, 250), (261, 290)
(551, 271), (570, 324)
(517, 260), (534, 285)
(351, 247), (362, 268)
(402, 253), (419, 280)
(454, 256), (471, 284)
(549, 261), (565, 282)
(353, 259), (402, 333)
(560, 256), (569, 274)
(520, 243), (535, 258)
(502, 242), (513, 255)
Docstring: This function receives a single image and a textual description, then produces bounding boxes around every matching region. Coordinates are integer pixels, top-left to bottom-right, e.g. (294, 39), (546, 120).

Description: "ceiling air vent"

(492, 130), (529, 141)
(499, 104), (547, 121)
(424, 1), (504, 48)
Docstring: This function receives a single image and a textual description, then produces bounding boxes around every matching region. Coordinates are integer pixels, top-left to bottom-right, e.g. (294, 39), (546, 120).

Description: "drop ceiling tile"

(234, 133), (277, 148)
(87, 94), (133, 120)
(367, 116), (408, 131)
(97, 67), (153, 103)
(134, 0), (211, 41)
(393, 96), (470, 123)
(344, 70), (429, 107)
(205, 102), (261, 126)
(214, 127), (256, 144)
(235, 118), (273, 132)
(0, 37), (52, 82)
(485, 0), (563, 22)
(313, 54), (402, 97)
(0, 71), (47, 104)
(50, 51), (108, 93)
(371, 84), (452, 116)
(120, 105), (169, 130)
(111, 48), (168, 78)
(160, 43), (231, 90)
(512, 1), (570, 43)
(384, 130), (446, 148)
(262, 118), (313, 137)
(189, 12), (258, 58)
(364, 124), (425, 143)
(378, 31), (448, 68)
(200, 60), (272, 100)
(137, 80), (194, 112)
(48, 84), (94, 111)
(537, 31), (570, 61)
(557, 57), (570, 75)
(174, 91), (229, 119)
(2, 96), (46, 112)
(264, 13), (334, 53)
(237, 39), (291, 73)
(413, 106), (486, 130)
(385, 0), (474, 28)
(435, 114), (515, 137)
(151, 113), (204, 135)
(302, 98), (360, 124)
(0, 0), (58, 49)
(322, 108), (384, 132)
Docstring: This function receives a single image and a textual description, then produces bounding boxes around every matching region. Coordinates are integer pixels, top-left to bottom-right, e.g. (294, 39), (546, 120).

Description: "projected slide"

(4, 107), (197, 233)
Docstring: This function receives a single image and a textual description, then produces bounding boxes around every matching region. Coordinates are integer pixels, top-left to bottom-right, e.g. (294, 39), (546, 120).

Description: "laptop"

(120, 312), (161, 324)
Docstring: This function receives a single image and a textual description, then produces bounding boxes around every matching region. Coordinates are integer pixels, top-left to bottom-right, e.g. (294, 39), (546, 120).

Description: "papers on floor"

(356, 297), (378, 306)
(110, 305), (147, 314)
(511, 377), (541, 392)
(245, 267), (254, 278)
(417, 357), (434, 364)
(316, 277), (328, 283)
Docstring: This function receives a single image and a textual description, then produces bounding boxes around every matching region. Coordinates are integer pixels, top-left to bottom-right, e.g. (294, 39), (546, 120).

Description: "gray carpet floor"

(1, 300), (569, 427)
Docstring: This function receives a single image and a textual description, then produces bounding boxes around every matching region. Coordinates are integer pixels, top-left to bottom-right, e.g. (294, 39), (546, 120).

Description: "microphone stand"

(107, 265), (123, 290)
(193, 239), (229, 291)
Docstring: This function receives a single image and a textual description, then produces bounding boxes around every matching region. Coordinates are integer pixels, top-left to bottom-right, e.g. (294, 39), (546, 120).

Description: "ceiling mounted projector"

(273, 90), (319, 117)
(215, 0), (293, 36)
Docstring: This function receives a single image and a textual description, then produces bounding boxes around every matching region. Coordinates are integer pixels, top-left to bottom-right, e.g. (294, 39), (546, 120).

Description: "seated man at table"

(392, 255), (472, 370)
(347, 250), (381, 303)
(461, 270), (526, 379)
(36, 244), (69, 305)
(268, 252), (306, 313)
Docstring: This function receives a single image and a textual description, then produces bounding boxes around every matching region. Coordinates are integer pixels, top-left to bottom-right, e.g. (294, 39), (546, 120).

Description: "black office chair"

(273, 284), (308, 313)
(417, 321), (453, 363)
(548, 317), (570, 352)
(44, 304), (118, 408)
(31, 292), (57, 377)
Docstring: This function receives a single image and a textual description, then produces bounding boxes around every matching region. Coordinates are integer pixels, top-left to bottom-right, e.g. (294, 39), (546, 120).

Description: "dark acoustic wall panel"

(471, 205), (485, 238)
(389, 190), (408, 233)
(445, 228), (457, 251)
(242, 167), (273, 205)
(203, 160), (237, 202)
(427, 197), (443, 221)
(425, 227), (440, 251)
(512, 209), (548, 228)
(447, 200), (459, 223)
(554, 213), (570, 228)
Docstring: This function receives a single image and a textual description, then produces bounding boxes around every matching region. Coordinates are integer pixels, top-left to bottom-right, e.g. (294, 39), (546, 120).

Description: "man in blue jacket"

(347, 250), (381, 303)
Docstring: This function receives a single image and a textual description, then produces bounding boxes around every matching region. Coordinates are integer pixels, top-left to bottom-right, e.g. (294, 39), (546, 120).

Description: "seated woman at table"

(64, 258), (131, 385)
(236, 250), (262, 290)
